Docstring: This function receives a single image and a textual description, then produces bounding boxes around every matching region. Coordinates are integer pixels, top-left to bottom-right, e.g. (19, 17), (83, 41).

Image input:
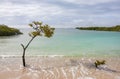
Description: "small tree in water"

(21, 21), (55, 67)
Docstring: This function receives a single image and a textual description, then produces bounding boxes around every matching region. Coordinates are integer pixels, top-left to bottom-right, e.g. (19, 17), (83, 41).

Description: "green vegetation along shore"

(0, 24), (23, 36)
(76, 25), (120, 32)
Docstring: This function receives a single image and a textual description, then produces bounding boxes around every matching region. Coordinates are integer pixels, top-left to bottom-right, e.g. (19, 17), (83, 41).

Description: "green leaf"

(28, 21), (55, 38)
(29, 24), (33, 27)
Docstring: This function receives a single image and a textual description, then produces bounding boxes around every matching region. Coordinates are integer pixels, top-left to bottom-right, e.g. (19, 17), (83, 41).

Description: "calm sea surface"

(0, 28), (120, 57)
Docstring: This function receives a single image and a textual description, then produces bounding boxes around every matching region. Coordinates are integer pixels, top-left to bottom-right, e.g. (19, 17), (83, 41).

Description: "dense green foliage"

(28, 21), (55, 38)
(0, 24), (22, 36)
(76, 25), (120, 32)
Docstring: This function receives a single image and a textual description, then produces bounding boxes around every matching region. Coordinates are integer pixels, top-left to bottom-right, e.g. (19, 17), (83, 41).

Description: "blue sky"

(0, 0), (120, 28)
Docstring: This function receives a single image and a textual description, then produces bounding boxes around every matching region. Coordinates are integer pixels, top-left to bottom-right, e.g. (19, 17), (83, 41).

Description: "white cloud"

(0, 2), (63, 17)
(0, 0), (120, 28)
(73, 19), (84, 23)
(62, 0), (117, 5)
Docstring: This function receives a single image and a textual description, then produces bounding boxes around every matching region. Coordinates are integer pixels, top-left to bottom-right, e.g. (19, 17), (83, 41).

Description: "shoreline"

(0, 54), (119, 58)
(0, 56), (120, 79)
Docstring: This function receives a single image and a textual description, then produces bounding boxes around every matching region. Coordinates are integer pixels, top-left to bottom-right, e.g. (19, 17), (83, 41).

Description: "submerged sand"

(0, 56), (120, 79)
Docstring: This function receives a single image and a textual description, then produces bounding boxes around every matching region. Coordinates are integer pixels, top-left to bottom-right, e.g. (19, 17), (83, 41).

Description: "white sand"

(0, 56), (120, 79)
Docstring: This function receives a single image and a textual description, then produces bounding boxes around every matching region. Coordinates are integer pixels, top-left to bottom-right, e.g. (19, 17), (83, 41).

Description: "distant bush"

(76, 25), (120, 32)
(0, 24), (23, 36)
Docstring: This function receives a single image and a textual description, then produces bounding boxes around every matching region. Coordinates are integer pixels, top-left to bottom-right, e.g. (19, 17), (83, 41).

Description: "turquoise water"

(0, 28), (120, 57)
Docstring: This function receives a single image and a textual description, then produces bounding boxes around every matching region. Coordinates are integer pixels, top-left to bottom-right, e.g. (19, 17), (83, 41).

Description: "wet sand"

(0, 56), (120, 79)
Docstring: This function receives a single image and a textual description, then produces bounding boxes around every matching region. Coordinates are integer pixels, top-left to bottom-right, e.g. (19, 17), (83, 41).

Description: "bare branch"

(21, 44), (25, 49)
(25, 36), (36, 49)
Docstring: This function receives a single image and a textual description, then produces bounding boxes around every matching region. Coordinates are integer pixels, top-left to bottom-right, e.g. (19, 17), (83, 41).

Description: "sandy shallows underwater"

(0, 56), (120, 79)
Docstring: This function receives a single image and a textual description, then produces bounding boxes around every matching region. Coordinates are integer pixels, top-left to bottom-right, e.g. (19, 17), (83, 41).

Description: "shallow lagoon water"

(0, 28), (120, 57)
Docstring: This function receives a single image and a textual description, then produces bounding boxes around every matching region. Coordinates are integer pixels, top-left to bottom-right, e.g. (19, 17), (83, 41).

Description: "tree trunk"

(22, 55), (26, 67)
(21, 36), (35, 67)
(21, 44), (26, 67)
(22, 48), (26, 67)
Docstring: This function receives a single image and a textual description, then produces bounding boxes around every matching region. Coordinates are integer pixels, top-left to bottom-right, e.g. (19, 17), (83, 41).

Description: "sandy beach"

(0, 56), (120, 79)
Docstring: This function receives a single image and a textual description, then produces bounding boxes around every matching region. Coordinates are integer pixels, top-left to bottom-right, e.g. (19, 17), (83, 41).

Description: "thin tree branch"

(21, 44), (25, 49)
(25, 36), (36, 49)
